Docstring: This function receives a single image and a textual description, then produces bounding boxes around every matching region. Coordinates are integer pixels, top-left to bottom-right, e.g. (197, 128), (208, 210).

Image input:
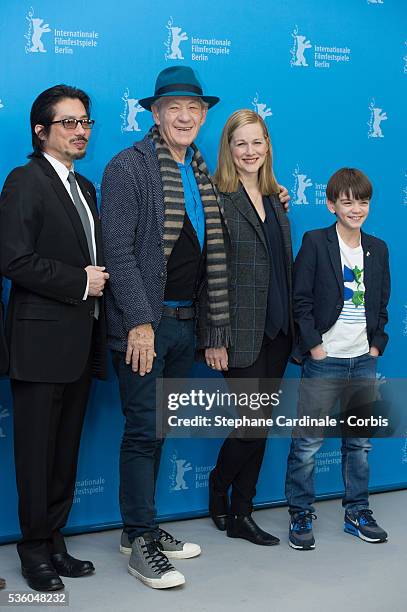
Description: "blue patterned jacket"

(101, 136), (168, 353)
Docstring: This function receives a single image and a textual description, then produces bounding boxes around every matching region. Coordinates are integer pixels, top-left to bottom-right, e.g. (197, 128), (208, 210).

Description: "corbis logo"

(292, 166), (327, 206)
(121, 89), (145, 133)
(290, 25), (351, 70)
(368, 99), (387, 138)
(251, 94), (272, 120)
(24, 7), (51, 54)
(0, 407), (10, 439)
(164, 17), (188, 60)
(169, 451), (192, 491)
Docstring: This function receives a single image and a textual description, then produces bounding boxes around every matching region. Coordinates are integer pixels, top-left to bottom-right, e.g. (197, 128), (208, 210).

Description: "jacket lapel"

(34, 156), (91, 263)
(327, 223), (343, 293)
(361, 231), (373, 296)
(229, 187), (268, 249)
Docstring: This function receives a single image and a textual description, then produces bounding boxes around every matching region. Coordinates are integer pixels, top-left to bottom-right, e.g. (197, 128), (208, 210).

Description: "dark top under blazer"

(0, 155), (107, 383)
(218, 186), (294, 368)
(293, 223), (390, 359)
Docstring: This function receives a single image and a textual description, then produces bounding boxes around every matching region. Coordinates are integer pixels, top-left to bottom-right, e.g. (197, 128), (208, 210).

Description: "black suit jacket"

(293, 223), (390, 359)
(0, 275), (9, 375)
(0, 154), (107, 383)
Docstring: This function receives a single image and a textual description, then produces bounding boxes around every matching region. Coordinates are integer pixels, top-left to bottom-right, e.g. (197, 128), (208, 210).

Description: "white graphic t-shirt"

(322, 229), (369, 358)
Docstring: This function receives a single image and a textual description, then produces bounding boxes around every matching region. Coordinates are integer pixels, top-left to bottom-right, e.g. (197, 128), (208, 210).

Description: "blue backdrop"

(0, 0), (406, 543)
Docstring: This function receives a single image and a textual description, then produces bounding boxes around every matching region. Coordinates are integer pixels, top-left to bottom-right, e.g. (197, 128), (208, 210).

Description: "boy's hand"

(369, 346), (379, 357)
(310, 344), (327, 360)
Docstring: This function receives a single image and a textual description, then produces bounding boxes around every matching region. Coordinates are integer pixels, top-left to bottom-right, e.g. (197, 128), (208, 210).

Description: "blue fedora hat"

(139, 66), (220, 111)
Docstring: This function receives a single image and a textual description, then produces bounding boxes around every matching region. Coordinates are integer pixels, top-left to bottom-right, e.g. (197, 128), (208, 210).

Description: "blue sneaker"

(288, 512), (317, 550)
(344, 509), (387, 543)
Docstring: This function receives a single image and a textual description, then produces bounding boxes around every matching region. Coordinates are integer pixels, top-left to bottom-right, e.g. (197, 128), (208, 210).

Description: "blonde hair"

(213, 109), (279, 195)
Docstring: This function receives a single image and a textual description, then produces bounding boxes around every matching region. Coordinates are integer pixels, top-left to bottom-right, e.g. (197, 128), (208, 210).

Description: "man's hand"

(310, 344), (327, 361)
(86, 266), (109, 296)
(369, 346), (380, 357)
(126, 323), (156, 375)
(278, 184), (290, 211)
(205, 347), (228, 371)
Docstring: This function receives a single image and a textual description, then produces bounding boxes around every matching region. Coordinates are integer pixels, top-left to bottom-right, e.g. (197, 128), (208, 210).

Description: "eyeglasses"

(48, 118), (95, 130)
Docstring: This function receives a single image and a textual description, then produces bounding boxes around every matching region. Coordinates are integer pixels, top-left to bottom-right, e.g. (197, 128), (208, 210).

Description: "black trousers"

(11, 357), (92, 567)
(213, 331), (291, 515)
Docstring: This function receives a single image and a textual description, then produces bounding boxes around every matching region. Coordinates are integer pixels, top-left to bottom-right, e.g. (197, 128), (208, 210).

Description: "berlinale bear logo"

(25, 8), (51, 54)
(165, 17), (188, 60)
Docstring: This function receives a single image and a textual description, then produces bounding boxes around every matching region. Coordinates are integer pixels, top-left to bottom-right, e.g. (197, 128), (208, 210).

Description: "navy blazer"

(293, 223), (390, 359)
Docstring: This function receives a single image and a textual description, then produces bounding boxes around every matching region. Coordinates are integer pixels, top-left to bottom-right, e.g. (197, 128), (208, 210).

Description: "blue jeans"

(285, 353), (377, 514)
(112, 315), (195, 540)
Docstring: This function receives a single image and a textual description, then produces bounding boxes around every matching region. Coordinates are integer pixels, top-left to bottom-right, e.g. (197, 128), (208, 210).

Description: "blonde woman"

(205, 110), (294, 545)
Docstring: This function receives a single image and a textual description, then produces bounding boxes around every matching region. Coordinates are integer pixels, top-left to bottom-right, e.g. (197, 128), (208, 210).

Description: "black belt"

(162, 305), (195, 320)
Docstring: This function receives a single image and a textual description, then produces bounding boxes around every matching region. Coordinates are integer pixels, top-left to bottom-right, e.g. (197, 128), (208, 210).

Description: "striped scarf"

(149, 125), (231, 348)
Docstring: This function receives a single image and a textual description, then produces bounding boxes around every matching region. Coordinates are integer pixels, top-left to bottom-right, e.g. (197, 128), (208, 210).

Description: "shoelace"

(158, 528), (182, 546)
(293, 512), (317, 531)
(141, 540), (174, 575)
(354, 509), (377, 526)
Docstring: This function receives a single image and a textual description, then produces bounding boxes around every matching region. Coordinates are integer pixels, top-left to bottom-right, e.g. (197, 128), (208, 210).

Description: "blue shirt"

(164, 147), (205, 307)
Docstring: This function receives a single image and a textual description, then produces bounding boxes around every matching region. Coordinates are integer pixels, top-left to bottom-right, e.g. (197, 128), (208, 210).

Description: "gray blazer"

(221, 186), (294, 368)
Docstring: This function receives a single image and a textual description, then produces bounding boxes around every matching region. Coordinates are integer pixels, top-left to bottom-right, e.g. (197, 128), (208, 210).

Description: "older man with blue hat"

(101, 66), (289, 589)
(101, 66), (231, 589)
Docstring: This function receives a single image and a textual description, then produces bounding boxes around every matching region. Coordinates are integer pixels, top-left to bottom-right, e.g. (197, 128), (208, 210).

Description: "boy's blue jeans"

(285, 353), (378, 514)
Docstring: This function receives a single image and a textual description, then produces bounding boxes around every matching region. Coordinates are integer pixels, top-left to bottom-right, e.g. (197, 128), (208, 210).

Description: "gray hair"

(151, 97), (208, 111)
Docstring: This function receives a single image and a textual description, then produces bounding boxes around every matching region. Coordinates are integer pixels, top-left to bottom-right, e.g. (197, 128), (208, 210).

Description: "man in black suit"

(0, 85), (109, 592)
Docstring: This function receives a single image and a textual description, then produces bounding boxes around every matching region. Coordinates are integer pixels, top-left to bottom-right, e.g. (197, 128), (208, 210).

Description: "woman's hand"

(205, 347), (228, 371)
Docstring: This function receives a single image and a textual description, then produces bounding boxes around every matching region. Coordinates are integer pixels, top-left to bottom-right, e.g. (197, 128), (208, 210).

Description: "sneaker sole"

(344, 523), (387, 543)
(127, 565), (185, 589)
(288, 539), (315, 550)
(121, 545), (201, 559)
(163, 545), (201, 559)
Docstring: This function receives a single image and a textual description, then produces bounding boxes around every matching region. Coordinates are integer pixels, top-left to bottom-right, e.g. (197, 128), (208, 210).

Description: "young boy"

(285, 168), (390, 550)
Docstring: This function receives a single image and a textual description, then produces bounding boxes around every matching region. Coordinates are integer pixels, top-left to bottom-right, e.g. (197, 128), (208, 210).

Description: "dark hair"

(326, 168), (372, 202)
(29, 84), (91, 157)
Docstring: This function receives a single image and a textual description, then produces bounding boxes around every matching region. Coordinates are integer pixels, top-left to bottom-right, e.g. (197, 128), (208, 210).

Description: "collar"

(177, 146), (194, 168)
(43, 152), (74, 183)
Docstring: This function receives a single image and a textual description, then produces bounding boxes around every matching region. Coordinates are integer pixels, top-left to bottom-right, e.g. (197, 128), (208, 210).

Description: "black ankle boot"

(208, 470), (229, 531)
(226, 514), (280, 546)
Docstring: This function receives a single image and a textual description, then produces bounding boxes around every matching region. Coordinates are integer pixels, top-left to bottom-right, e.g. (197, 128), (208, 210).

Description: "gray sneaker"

(128, 533), (185, 589)
(121, 528), (201, 559)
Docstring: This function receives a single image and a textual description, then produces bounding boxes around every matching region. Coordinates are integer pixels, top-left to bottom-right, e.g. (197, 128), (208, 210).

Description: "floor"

(0, 490), (405, 612)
